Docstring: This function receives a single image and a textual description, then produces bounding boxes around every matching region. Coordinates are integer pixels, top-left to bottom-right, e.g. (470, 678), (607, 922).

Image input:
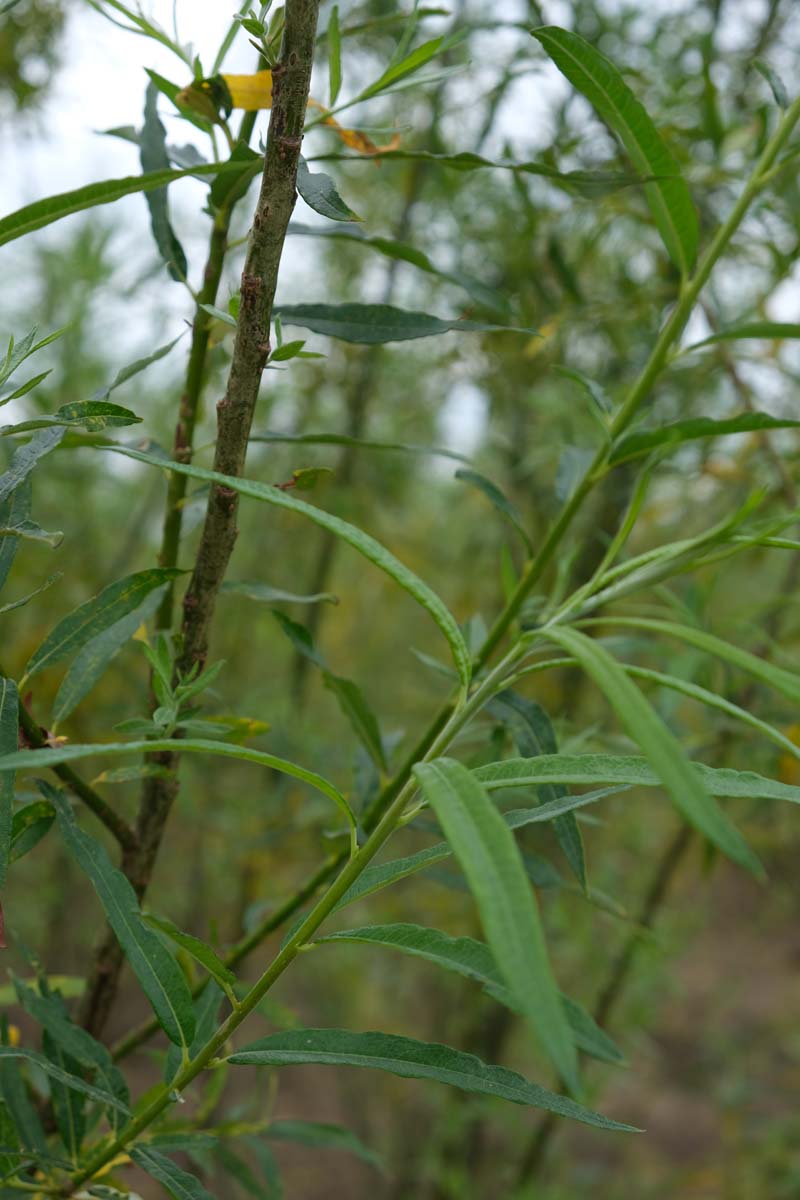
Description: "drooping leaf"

(0, 428), (64, 505)
(0, 678), (16, 892)
(593, 616), (800, 705)
(544, 628), (761, 876)
(0, 478), (30, 593)
(1, 739), (355, 838)
(141, 913), (236, 995)
(221, 579), (338, 606)
(609, 412), (800, 465)
(228, 1029), (637, 1130)
(105, 446), (472, 687)
(24, 568), (183, 681)
(52, 586), (166, 724)
(250, 428), (469, 462)
(315, 924), (623, 1064)
(754, 59), (789, 108)
(272, 302), (535, 344)
(488, 690), (585, 889)
(531, 26), (698, 273)
(454, 469), (532, 553)
(296, 158), (360, 222)
(0, 160), (252, 247)
(327, 5), (342, 105)
(266, 1118), (383, 1172)
(50, 789), (195, 1049)
(323, 674), (387, 772)
(414, 759), (579, 1092)
(0, 1047), (129, 1112)
(131, 1146), (217, 1200)
(140, 81), (189, 281)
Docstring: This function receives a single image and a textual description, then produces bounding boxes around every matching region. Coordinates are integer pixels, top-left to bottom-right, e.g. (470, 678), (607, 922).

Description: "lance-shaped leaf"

(142, 913), (236, 997)
(14, 978), (129, 1132)
(474, 753), (800, 802)
(51, 790), (195, 1049)
(140, 81), (188, 281)
(0, 679), (16, 892)
(272, 302), (535, 344)
(0, 427), (64, 505)
(684, 321), (800, 352)
(266, 1119), (383, 1172)
(105, 446), (472, 687)
(52, 587), (166, 724)
(95, 334), (183, 401)
(531, 26), (698, 274)
(489, 689), (585, 888)
(608, 412), (800, 465)
(0, 1098), (19, 1177)
(527, 628), (762, 876)
(0, 478), (30, 593)
(296, 158), (360, 221)
(454, 469), (532, 553)
(0, 1054), (47, 1156)
(315, 924), (623, 1064)
(414, 759), (579, 1093)
(3, 401), (141, 436)
(228, 1029), (638, 1131)
(24, 567), (183, 681)
(131, 1146), (217, 1200)
(0, 1047), (129, 1111)
(221, 579), (338, 605)
(0, 738), (355, 839)
(592, 616), (800, 704)
(0, 159), (253, 247)
(43, 1024), (86, 1162)
(327, 4), (342, 105)
(251, 427), (470, 462)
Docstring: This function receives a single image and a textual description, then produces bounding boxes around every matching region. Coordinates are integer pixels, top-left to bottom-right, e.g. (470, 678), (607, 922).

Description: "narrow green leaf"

(250, 428), (469, 462)
(0, 1100), (19, 1177)
(0, 1047), (128, 1112)
(754, 59), (789, 108)
(0, 1056), (47, 1156)
(141, 81), (189, 280)
(142, 913), (236, 994)
(535, 629), (762, 875)
(0, 478), (30, 593)
(228, 1029), (637, 1130)
(296, 158), (360, 222)
(0, 428), (64, 505)
(267, 1119), (383, 1172)
(454, 469), (532, 553)
(685, 322), (800, 351)
(609, 412), (800, 465)
(131, 1146), (217, 1200)
(310, 147), (643, 197)
(1, 739), (355, 836)
(475, 754), (800, 804)
(0, 368), (52, 404)
(287, 223), (500, 307)
(272, 302), (535, 344)
(323, 673), (387, 771)
(315, 924), (623, 1064)
(4, 402), (141, 437)
(0, 160), (252, 247)
(97, 334), (183, 400)
(10, 801), (55, 862)
(531, 26), (698, 273)
(0, 518), (62, 546)
(488, 690), (585, 889)
(0, 571), (61, 616)
(51, 790), (195, 1049)
(0, 679), (16, 891)
(357, 33), (462, 100)
(414, 759), (579, 1092)
(221, 580), (338, 606)
(593, 616), (800, 705)
(43, 1024), (86, 1161)
(52, 587), (166, 724)
(105, 446), (472, 687)
(328, 5), (342, 105)
(24, 568), (183, 681)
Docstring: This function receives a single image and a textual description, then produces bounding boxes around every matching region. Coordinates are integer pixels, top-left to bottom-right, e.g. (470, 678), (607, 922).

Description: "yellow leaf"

(222, 69), (273, 110)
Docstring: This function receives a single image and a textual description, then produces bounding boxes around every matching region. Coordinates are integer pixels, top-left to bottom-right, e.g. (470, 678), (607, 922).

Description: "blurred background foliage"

(3, 0), (800, 1196)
